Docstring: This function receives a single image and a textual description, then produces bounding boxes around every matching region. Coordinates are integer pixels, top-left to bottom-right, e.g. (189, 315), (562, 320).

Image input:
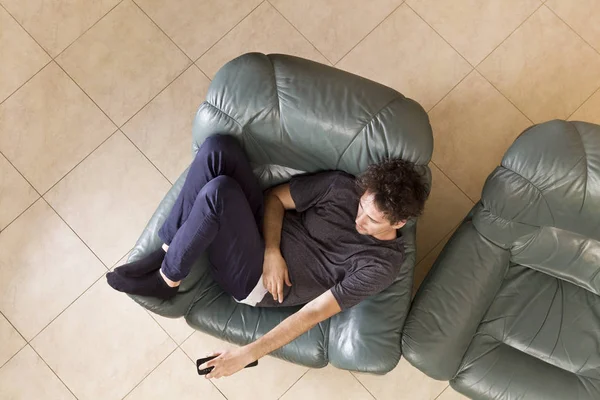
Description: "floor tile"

(0, 313), (25, 367)
(151, 313), (195, 345)
(546, 0), (600, 53)
(134, 0), (262, 60)
(56, 0), (190, 126)
(270, 0), (402, 64)
(478, 5), (600, 122)
(122, 65), (209, 182)
(0, 345), (75, 400)
(1, 0), (121, 57)
(31, 279), (176, 400)
(437, 386), (470, 400)
(181, 330), (309, 400)
(45, 132), (171, 267)
(197, 2), (329, 79)
(0, 200), (106, 340)
(0, 62), (116, 193)
(429, 71), (532, 201)
(407, 0), (541, 65)
(416, 164), (473, 262)
(337, 4), (472, 111)
(0, 153), (38, 231)
(281, 364), (374, 400)
(353, 358), (449, 400)
(571, 89), (600, 124)
(413, 229), (454, 296)
(124, 348), (225, 400)
(0, 6), (49, 103)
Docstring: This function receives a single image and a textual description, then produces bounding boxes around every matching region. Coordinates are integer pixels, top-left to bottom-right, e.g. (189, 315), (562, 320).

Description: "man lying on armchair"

(107, 134), (427, 379)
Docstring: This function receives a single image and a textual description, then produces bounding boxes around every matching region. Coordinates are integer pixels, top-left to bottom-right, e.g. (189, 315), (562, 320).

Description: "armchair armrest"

(402, 218), (509, 379)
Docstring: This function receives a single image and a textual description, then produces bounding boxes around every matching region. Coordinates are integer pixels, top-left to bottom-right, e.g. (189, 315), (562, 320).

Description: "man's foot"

(114, 248), (166, 278)
(106, 270), (178, 300)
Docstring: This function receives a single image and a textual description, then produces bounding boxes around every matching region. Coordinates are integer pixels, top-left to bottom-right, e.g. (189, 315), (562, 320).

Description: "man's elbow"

(301, 290), (342, 323)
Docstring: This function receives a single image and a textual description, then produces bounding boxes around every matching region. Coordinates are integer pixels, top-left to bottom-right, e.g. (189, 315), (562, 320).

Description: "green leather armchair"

(126, 53), (433, 373)
(403, 120), (600, 399)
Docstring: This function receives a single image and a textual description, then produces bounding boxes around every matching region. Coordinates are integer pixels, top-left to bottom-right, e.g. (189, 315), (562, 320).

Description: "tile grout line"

(0, 150), (43, 233)
(334, 1), (406, 66)
(194, 0), (267, 64)
(117, 61), (199, 129)
(415, 220), (463, 268)
(474, 72), (534, 127)
(434, 384), (452, 400)
(119, 128), (174, 186)
(39, 129), (118, 198)
(350, 371), (378, 400)
(52, 0), (125, 61)
(0, 59), (51, 108)
(0, 2), (53, 60)
(568, 85), (600, 120)
(430, 160), (477, 207)
(119, 345), (179, 400)
(130, 0), (194, 65)
(28, 344), (81, 399)
(470, 2), (546, 124)
(472, 1), (544, 71)
(543, 4), (600, 116)
(27, 265), (108, 345)
(276, 368), (311, 399)
(0, 311), (28, 370)
(267, 0), (334, 65)
(545, 3), (600, 59)
(425, 68), (474, 114)
(404, 2), (474, 68)
(52, 58), (121, 128)
(179, 343), (230, 399)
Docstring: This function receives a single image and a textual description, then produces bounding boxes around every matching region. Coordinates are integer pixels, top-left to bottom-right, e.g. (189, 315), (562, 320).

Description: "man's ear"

(392, 219), (407, 230)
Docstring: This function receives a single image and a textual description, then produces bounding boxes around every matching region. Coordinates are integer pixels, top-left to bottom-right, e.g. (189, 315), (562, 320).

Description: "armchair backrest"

(474, 120), (600, 295)
(191, 53), (433, 189)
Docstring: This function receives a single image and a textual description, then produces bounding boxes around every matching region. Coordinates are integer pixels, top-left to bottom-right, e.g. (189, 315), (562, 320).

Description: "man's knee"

(197, 134), (240, 155)
(200, 175), (241, 198)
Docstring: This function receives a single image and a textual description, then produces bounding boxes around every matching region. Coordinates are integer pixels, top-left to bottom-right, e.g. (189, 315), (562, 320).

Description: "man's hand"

(262, 249), (292, 303)
(198, 347), (256, 379)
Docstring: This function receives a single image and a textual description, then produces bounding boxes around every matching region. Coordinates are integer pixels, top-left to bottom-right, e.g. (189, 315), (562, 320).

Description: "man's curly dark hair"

(356, 158), (429, 224)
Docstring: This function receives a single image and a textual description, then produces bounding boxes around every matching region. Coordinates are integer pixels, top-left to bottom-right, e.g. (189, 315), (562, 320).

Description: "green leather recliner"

(403, 120), (600, 399)
(127, 53), (433, 373)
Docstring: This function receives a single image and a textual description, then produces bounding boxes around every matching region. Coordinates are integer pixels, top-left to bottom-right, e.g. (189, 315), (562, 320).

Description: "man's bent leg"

(158, 135), (264, 246)
(161, 176), (264, 300)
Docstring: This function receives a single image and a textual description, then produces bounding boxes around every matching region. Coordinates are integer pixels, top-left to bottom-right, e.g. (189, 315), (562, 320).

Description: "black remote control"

(196, 355), (259, 375)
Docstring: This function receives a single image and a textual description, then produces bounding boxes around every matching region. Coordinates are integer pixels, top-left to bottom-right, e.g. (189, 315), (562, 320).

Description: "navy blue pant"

(158, 135), (265, 300)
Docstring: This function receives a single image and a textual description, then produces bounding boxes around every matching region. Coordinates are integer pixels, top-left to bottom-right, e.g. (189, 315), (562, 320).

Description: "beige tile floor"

(1, 0), (599, 399)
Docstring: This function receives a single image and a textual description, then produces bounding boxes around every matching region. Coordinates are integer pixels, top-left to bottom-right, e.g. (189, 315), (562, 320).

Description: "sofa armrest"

(402, 219), (509, 380)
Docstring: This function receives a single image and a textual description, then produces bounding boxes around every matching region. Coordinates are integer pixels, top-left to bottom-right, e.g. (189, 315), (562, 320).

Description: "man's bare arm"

(262, 184), (296, 302)
(200, 290), (342, 379)
(246, 290), (342, 360)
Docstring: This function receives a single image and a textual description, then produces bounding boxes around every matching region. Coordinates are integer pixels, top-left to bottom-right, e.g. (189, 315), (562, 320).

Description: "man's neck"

(373, 229), (397, 241)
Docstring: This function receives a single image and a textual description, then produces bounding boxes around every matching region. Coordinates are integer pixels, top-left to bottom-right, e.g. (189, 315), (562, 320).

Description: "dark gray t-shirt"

(257, 171), (404, 310)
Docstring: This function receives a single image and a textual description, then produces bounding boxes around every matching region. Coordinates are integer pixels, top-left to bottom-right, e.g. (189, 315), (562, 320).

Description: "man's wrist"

(244, 341), (264, 362)
(264, 247), (281, 256)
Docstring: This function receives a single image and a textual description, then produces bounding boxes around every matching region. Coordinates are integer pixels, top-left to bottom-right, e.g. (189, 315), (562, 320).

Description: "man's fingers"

(277, 282), (283, 303)
(285, 270), (292, 287)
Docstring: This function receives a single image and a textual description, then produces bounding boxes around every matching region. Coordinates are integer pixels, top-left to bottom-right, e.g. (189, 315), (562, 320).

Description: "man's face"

(355, 191), (405, 237)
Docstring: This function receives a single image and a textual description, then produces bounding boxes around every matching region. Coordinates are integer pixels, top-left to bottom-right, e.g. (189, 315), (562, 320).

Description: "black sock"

(114, 248), (166, 278)
(106, 270), (178, 300)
